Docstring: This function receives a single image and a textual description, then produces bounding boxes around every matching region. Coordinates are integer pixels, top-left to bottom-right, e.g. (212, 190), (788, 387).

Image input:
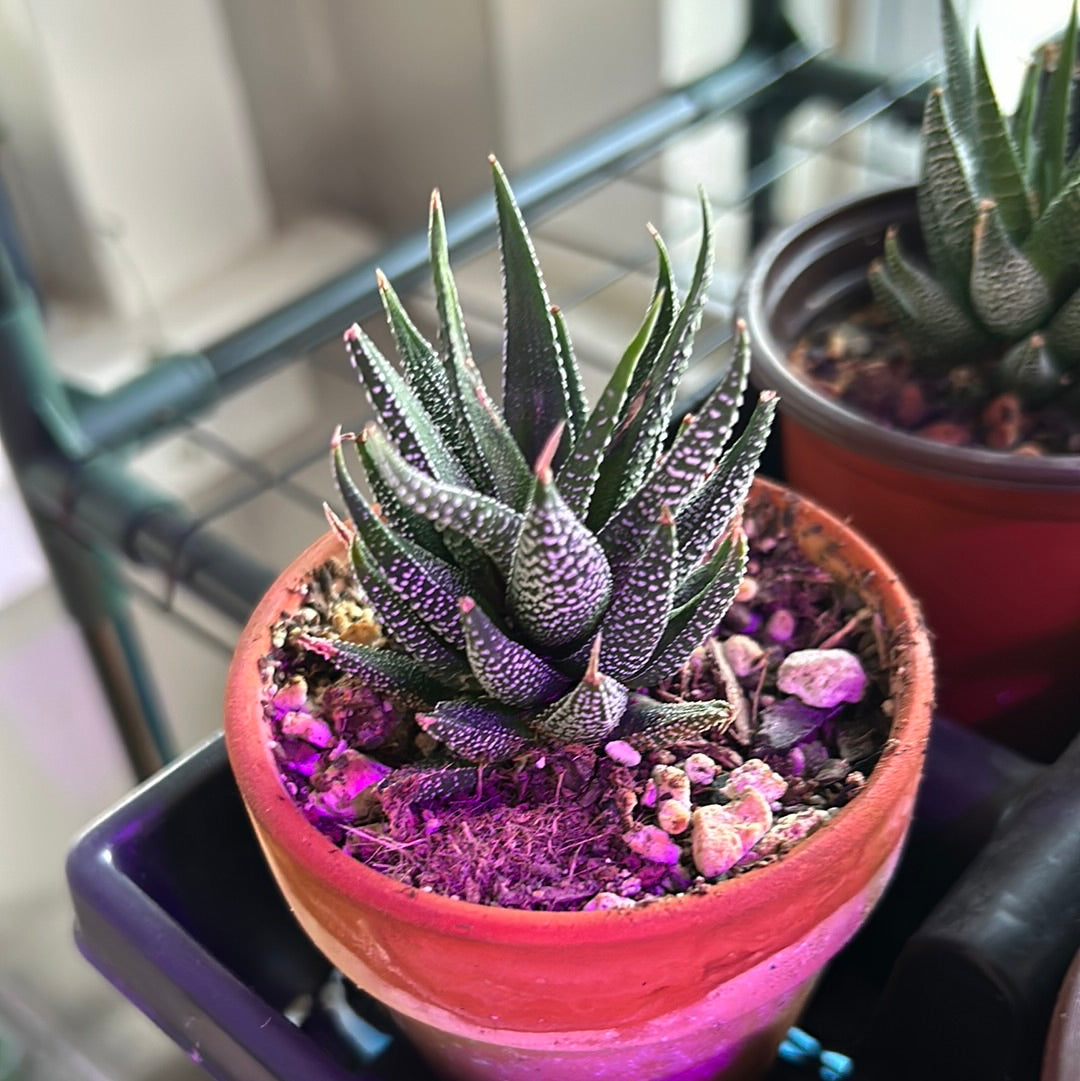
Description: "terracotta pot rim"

(224, 477), (934, 943)
(738, 183), (1080, 491)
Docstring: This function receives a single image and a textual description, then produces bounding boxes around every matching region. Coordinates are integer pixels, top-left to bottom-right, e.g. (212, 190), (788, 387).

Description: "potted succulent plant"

(738, 0), (1080, 759)
(224, 159), (933, 1081)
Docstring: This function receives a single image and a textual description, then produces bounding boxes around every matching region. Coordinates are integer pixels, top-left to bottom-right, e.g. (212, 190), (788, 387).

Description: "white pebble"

(723, 758), (788, 804)
(721, 635), (764, 677)
(624, 825), (682, 865)
(657, 800), (691, 836)
(776, 649), (868, 708)
(604, 739), (642, 767)
(583, 891), (637, 911)
(691, 806), (744, 877)
(683, 752), (718, 785)
(652, 765), (691, 808)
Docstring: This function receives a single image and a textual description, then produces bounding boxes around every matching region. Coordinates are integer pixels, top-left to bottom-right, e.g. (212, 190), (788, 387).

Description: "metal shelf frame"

(0, 1), (931, 778)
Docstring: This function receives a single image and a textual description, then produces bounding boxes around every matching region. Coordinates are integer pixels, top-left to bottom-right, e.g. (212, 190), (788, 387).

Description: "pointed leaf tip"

(584, 634), (602, 687)
(534, 422), (566, 479)
(375, 268), (388, 290)
(459, 595), (475, 614)
(322, 503), (354, 545)
(344, 323), (361, 343)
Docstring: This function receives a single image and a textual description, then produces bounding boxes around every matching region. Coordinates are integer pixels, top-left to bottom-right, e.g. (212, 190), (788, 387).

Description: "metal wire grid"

(3, 31), (932, 772)
(115, 69), (927, 651)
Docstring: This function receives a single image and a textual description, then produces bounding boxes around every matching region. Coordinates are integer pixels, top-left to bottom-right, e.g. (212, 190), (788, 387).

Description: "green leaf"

(600, 321), (750, 567)
(939, 0), (975, 135)
(598, 505), (677, 681)
(629, 532), (748, 687)
(1011, 58), (1041, 179)
(530, 637), (628, 744)
(362, 425), (522, 576)
(626, 224), (679, 406)
(869, 228), (986, 360)
(1045, 284), (1080, 367)
(971, 33), (1033, 241)
(416, 699), (531, 763)
(970, 200), (1052, 336)
(375, 270), (456, 445)
(675, 391), (776, 577)
(344, 323), (471, 487)
(349, 538), (470, 683)
(490, 156), (574, 466)
(614, 694), (731, 751)
(458, 596), (572, 707)
(1024, 165), (1080, 290)
(1033, 0), (1078, 212)
(297, 634), (454, 709)
(589, 192), (714, 530)
(332, 438), (467, 649)
(919, 88), (979, 293)
(998, 333), (1066, 403)
(507, 429), (613, 650)
(550, 304), (589, 464)
(556, 290), (664, 520)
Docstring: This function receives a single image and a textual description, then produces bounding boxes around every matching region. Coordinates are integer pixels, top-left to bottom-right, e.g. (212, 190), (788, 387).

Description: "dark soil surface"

(791, 305), (1080, 455)
(258, 501), (898, 911)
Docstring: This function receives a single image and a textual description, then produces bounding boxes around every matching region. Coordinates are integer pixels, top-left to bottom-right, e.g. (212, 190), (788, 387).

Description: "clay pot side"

(224, 477), (934, 1081)
(739, 185), (1080, 760)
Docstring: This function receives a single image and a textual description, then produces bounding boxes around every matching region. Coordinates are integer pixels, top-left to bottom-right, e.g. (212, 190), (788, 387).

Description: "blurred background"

(0, 0), (1068, 1077)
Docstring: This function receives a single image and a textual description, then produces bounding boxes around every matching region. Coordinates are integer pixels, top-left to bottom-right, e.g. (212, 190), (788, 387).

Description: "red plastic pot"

(739, 186), (1080, 761)
(224, 478), (933, 1081)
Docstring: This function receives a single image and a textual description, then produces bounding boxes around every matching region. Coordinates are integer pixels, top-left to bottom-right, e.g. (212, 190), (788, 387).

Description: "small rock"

(735, 576), (759, 603)
(604, 739), (642, 767)
(723, 758), (788, 804)
(683, 752), (718, 785)
(652, 765), (691, 808)
(312, 751), (391, 817)
(691, 806), (744, 877)
(982, 393), (1022, 450)
(657, 800), (692, 835)
(273, 677), (309, 713)
(583, 891), (637, 911)
(765, 609), (797, 643)
(918, 420), (972, 446)
(722, 634), (765, 678)
(624, 825), (682, 865)
(742, 807), (832, 862)
(280, 710), (334, 748)
(895, 381), (927, 428)
(776, 649), (867, 709)
(719, 787), (773, 850)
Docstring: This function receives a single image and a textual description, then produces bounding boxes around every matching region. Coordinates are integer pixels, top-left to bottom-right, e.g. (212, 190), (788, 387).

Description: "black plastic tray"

(67, 720), (1067, 1081)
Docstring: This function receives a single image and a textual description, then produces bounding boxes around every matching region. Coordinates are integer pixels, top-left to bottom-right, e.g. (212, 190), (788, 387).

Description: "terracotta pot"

(738, 186), (1080, 761)
(224, 477), (933, 1081)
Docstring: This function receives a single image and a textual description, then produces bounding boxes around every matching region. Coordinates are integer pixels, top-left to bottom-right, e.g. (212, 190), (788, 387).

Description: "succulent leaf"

(598, 506), (677, 681)
(869, 228), (986, 358)
(626, 224), (679, 406)
(601, 321), (750, 567)
(970, 200), (1052, 336)
(550, 304), (589, 451)
(349, 539), (470, 682)
(298, 634), (452, 709)
(491, 157), (575, 466)
(351, 432), (451, 559)
(630, 531), (749, 687)
(939, 0), (975, 135)
(531, 637), (629, 744)
(376, 270), (456, 439)
(614, 694), (732, 751)
(675, 392), (777, 577)
(416, 699), (531, 763)
(335, 484), (469, 653)
(556, 290), (664, 520)
(1032, 1), (1079, 213)
(1045, 284), (1080, 367)
(344, 323), (471, 487)
(1024, 165), (1080, 289)
(918, 88), (979, 295)
(999, 334), (1065, 404)
(971, 34), (1034, 241)
(362, 425), (522, 575)
(508, 428), (613, 650)
(589, 192), (715, 529)
(459, 596), (573, 707)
